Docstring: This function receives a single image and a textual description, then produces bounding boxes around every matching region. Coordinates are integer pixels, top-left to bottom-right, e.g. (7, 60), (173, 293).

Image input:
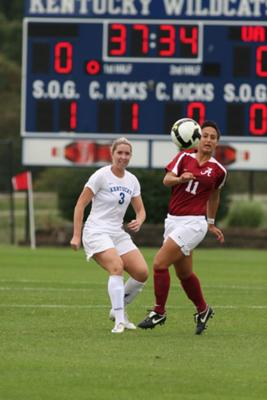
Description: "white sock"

(108, 275), (124, 325)
(124, 277), (145, 306)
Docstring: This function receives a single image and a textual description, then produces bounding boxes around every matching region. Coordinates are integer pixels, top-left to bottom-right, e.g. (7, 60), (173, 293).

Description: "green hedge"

(227, 201), (264, 228)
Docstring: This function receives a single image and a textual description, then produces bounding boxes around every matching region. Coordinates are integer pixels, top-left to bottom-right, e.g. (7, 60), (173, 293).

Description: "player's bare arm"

(127, 195), (146, 232)
(163, 171), (196, 187)
(70, 187), (94, 250)
(207, 189), (224, 244)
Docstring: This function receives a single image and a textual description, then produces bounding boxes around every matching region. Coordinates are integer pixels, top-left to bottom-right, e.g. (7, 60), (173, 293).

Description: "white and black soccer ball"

(171, 118), (202, 149)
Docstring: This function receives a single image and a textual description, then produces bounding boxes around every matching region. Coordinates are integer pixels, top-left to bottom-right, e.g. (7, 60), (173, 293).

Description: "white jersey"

(84, 165), (141, 233)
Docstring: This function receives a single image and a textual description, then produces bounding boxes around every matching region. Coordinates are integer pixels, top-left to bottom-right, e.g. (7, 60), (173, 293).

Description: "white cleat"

(124, 321), (136, 330)
(111, 322), (125, 334)
(124, 313), (136, 330)
(109, 309), (136, 330)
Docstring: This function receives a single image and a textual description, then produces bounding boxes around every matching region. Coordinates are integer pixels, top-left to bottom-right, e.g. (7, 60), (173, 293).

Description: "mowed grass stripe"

(0, 304), (267, 309)
(0, 246), (267, 400)
(0, 284), (266, 290)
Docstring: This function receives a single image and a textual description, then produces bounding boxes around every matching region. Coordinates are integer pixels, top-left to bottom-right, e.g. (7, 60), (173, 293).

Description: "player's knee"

(153, 259), (167, 272)
(131, 266), (149, 283)
(109, 261), (124, 275)
(177, 270), (192, 281)
(139, 269), (149, 282)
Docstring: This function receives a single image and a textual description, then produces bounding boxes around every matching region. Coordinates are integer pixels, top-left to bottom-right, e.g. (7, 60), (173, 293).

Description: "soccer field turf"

(0, 246), (266, 400)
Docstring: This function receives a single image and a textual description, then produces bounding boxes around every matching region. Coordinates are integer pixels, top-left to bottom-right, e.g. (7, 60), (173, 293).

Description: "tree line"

(0, 0), (23, 188)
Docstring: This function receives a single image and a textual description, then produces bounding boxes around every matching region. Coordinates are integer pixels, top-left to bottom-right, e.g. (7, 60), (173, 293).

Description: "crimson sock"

(180, 273), (207, 313)
(153, 269), (170, 315)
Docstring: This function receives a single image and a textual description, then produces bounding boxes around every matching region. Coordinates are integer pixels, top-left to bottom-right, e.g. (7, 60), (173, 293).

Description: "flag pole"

(27, 172), (36, 249)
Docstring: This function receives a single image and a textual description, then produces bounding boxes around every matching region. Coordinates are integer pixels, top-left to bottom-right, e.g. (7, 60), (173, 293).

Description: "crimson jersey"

(166, 151), (227, 216)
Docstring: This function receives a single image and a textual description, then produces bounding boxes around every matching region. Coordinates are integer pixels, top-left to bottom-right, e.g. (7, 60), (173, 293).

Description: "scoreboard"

(22, 0), (267, 169)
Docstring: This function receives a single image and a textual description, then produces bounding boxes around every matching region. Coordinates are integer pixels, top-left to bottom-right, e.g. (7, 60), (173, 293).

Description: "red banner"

(12, 171), (30, 191)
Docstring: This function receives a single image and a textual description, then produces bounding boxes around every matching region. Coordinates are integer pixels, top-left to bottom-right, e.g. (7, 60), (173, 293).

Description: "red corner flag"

(11, 171), (36, 249)
(12, 171), (31, 191)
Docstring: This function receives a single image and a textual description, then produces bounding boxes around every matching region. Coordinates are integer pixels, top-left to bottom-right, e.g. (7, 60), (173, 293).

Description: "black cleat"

(138, 311), (167, 329)
(194, 306), (214, 335)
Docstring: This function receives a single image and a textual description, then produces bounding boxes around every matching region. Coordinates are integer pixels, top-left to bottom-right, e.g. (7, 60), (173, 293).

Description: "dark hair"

(201, 120), (221, 139)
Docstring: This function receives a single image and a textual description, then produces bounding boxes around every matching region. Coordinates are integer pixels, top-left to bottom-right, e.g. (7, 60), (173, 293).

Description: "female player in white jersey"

(70, 137), (148, 333)
(138, 120), (227, 335)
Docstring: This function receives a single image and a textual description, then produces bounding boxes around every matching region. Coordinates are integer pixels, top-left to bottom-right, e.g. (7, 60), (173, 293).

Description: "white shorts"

(82, 227), (137, 261)
(164, 214), (208, 256)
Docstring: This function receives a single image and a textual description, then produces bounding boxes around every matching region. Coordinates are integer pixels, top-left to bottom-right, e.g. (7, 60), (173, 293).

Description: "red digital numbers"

(179, 26), (198, 55)
(108, 24), (127, 56)
(186, 102), (267, 138)
(239, 27), (267, 77)
(158, 25), (176, 56)
(241, 26), (265, 42)
(249, 104), (267, 135)
(131, 103), (139, 131)
(133, 24), (149, 55)
(70, 101), (77, 130)
(187, 102), (205, 125)
(108, 23), (198, 58)
(256, 46), (267, 77)
(54, 42), (73, 74)
(158, 25), (198, 57)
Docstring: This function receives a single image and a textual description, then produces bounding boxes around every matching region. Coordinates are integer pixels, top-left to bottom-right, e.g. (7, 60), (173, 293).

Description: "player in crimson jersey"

(138, 120), (227, 334)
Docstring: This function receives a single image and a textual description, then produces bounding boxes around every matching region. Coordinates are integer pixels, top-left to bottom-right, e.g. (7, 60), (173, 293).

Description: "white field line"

(0, 279), (102, 285)
(0, 304), (266, 309)
(2, 279), (266, 291)
(0, 285), (266, 292)
(0, 287), (95, 292)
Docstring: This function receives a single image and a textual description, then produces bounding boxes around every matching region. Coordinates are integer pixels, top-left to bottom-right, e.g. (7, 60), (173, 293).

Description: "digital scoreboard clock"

(21, 16), (267, 140)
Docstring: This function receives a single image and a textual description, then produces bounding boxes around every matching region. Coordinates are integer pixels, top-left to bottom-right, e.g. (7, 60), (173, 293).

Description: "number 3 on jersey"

(119, 192), (125, 204)
(185, 180), (199, 195)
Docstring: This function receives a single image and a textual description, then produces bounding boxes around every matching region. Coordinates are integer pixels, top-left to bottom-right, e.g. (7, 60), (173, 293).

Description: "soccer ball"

(171, 118), (202, 149)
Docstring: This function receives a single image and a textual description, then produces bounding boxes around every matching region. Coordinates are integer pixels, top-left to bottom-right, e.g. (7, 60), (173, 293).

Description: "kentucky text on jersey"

(110, 186), (133, 195)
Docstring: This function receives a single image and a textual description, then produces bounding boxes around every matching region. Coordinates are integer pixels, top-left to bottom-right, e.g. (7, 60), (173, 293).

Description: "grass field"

(0, 246), (266, 400)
